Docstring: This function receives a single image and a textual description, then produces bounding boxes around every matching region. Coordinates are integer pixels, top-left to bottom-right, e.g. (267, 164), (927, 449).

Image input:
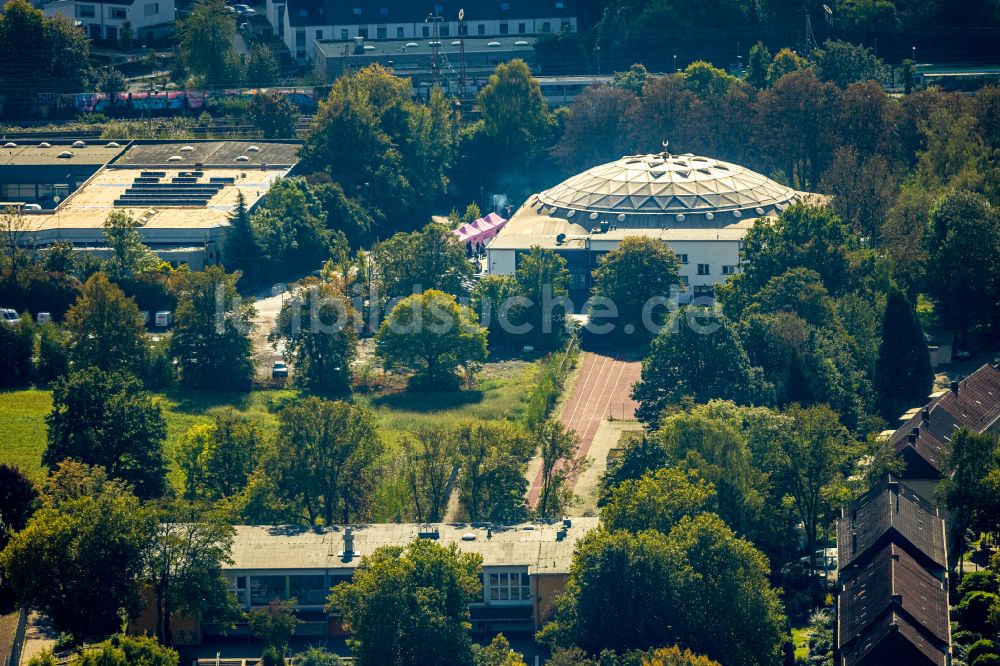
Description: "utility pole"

(458, 8), (466, 103)
(426, 11), (444, 91)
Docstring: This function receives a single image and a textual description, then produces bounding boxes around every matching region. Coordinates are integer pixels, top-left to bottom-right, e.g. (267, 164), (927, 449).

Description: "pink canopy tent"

(454, 212), (507, 245)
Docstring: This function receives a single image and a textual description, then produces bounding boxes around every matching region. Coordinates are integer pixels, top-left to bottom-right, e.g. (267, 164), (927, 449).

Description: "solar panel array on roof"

(114, 174), (224, 208)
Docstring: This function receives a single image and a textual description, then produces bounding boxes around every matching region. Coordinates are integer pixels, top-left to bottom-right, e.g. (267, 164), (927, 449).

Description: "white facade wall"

(488, 238), (743, 304)
(44, 0), (174, 41)
(282, 15), (575, 63)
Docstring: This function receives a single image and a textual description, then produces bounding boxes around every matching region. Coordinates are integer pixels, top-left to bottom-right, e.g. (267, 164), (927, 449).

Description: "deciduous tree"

(455, 422), (532, 523)
(103, 211), (159, 282)
(327, 539), (482, 666)
(248, 90), (299, 139)
(270, 279), (359, 395)
(375, 290), (488, 390)
(65, 272), (147, 374)
(0, 477), (152, 640)
(43, 368), (168, 498)
(170, 266), (256, 390)
(633, 307), (761, 423)
(267, 398), (383, 524)
(601, 468), (715, 535)
(591, 236), (680, 339)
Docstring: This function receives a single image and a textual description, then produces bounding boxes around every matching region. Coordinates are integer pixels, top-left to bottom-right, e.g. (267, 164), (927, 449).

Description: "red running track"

(526, 351), (642, 509)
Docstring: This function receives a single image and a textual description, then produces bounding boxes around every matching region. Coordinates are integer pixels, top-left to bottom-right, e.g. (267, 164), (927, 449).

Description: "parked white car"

(1, 308), (19, 325)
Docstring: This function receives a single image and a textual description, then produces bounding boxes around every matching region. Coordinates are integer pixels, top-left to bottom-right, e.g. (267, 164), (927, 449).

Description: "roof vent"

(72, 140), (86, 148)
(247, 145), (261, 152)
(3, 142), (15, 147)
(39, 142), (51, 148)
(562, 517), (572, 528)
(556, 528), (567, 541)
(339, 527), (356, 560)
(57, 151), (73, 158)
(105, 141), (121, 148)
(168, 155), (183, 161)
(461, 532), (476, 541)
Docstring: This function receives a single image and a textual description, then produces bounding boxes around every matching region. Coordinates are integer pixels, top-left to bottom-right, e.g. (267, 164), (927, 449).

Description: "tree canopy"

(328, 539), (482, 666)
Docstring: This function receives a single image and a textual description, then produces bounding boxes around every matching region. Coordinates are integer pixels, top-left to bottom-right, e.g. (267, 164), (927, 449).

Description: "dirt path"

(526, 351), (641, 511)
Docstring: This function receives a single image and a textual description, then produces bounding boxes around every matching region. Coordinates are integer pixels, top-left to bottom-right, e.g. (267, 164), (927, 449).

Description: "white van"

(154, 311), (174, 328)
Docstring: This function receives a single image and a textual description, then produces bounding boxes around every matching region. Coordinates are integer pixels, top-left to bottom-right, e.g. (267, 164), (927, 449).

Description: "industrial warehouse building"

(486, 150), (812, 303)
(4, 139), (300, 270)
(133, 518), (599, 646)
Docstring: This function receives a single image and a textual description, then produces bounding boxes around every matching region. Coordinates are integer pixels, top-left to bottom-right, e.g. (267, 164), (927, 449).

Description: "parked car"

(233, 4), (256, 15)
(271, 361), (288, 379)
(36, 312), (51, 324)
(800, 547), (837, 570)
(955, 349), (972, 360)
(1, 308), (19, 325)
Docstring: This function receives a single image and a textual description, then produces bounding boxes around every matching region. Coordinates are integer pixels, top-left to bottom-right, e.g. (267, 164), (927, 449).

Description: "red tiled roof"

(891, 364), (1000, 476)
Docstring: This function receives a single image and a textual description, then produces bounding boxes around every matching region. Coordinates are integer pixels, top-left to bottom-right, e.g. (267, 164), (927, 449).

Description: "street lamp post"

(595, 45), (601, 75)
(673, 54), (677, 72)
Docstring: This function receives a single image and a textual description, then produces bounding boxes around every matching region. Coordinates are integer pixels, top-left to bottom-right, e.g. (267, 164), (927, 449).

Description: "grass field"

(0, 358), (537, 490)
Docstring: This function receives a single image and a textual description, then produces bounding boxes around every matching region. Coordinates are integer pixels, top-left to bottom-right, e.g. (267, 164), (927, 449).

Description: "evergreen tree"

(747, 41), (771, 89)
(225, 193), (264, 289)
(874, 288), (933, 419)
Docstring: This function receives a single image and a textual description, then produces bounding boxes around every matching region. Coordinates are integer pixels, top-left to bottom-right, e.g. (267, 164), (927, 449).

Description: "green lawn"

(0, 359), (537, 489)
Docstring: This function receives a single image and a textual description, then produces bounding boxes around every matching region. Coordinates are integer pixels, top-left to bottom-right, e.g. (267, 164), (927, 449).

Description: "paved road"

(526, 351), (641, 509)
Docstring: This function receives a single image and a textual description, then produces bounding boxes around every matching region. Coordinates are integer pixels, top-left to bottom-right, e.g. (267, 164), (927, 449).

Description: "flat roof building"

(268, 0), (576, 64)
(315, 36), (537, 97)
(133, 518), (599, 645)
(9, 140), (300, 270)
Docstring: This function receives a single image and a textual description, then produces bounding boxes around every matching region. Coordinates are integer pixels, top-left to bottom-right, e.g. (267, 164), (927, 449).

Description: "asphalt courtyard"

(526, 351), (641, 509)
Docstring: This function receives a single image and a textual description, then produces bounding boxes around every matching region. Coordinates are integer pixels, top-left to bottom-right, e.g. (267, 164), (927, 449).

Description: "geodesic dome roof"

(536, 152), (798, 225)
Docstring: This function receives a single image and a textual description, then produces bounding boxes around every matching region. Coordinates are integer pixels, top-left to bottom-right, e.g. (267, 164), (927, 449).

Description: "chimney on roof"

(951, 380), (960, 394)
(888, 622), (900, 632)
(851, 531), (857, 553)
(890, 593), (903, 604)
(911, 426), (920, 437)
(921, 407), (930, 424)
(908, 433), (918, 446)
